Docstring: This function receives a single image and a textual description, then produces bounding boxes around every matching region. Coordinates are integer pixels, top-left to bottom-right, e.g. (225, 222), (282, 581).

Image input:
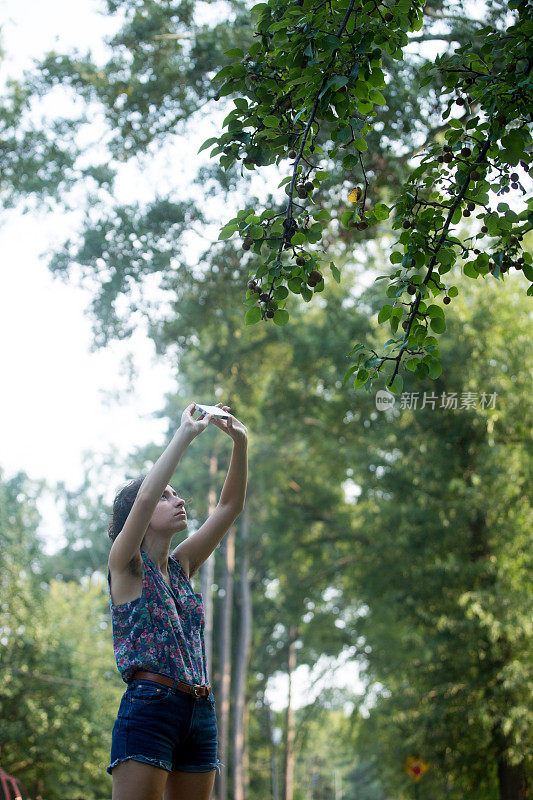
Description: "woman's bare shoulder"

(108, 553), (143, 606)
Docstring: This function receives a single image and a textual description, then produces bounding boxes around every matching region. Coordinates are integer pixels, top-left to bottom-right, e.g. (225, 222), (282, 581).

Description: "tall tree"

(232, 502), (253, 800)
(15, 0), (530, 391)
(344, 276), (532, 800)
(0, 468), (120, 800)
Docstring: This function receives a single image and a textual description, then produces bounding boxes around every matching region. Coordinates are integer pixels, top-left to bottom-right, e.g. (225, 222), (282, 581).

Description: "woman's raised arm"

(108, 402), (212, 573)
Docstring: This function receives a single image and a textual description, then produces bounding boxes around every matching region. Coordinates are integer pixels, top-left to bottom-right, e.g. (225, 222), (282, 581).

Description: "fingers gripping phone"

(195, 403), (231, 419)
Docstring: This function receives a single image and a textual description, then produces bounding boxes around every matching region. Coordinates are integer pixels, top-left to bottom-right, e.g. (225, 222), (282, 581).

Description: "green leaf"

(313, 209), (331, 221)
(245, 306), (261, 325)
(428, 360), (442, 379)
(288, 278), (302, 294)
(369, 88), (386, 105)
(368, 68), (385, 88)
(464, 261), (479, 279)
(343, 365), (358, 386)
(330, 261), (341, 283)
(263, 115), (280, 128)
(342, 154), (358, 169)
(273, 285), (289, 300)
(273, 308), (289, 326)
(374, 202), (390, 220)
(354, 81), (369, 100)
(292, 231), (306, 245)
(389, 374), (403, 395)
(223, 48), (244, 58)
(378, 304), (393, 323)
(336, 126), (352, 143)
(341, 211), (354, 227)
(198, 137), (219, 154)
(354, 368), (369, 388)
(427, 304), (444, 319)
(357, 100), (373, 115)
(522, 263), (533, 282)
(218, 225), (238, 241)
(430, 317), (446, 333)
(353, 138), (368, 152)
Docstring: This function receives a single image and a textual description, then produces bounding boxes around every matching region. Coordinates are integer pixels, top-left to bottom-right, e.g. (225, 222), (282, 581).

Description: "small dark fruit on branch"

(407, 284), (417, 294)
(288, 149), (297, 158)
(296, 255), (306, 266)
(443, 296), (451, 305)
(307, 269), (323, 286)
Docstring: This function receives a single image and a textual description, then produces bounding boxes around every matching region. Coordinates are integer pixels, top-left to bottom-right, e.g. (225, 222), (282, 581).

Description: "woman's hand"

(208, 403), (248, 444)
(180, 402), (214, 439)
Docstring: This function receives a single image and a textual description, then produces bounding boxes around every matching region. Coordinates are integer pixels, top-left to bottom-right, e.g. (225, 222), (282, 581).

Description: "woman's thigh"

(112, 758), (169, 800)
(163, 768), (216, 800)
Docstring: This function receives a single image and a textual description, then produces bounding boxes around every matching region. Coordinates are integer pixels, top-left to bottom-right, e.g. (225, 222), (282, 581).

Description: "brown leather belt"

(130, 670), (212, 698)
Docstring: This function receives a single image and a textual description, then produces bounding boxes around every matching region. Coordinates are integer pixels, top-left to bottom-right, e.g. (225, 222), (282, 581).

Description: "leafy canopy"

(201, 0), (532, 393)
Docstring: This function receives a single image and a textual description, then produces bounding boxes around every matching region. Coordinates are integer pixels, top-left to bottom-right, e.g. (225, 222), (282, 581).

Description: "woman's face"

(148, 485), (188, 534)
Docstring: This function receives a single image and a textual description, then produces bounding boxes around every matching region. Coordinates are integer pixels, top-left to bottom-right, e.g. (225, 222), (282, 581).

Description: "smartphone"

(195, 403), (231, 419)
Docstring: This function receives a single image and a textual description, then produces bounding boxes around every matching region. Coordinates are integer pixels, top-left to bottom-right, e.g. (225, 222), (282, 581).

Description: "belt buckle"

(193, 684), (202, 697)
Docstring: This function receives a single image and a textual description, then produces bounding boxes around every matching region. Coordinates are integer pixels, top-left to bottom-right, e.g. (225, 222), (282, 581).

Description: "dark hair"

(108, 475), (147, 543)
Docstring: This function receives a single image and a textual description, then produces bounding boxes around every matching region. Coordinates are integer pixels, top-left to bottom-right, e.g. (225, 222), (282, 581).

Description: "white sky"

(0, 0), (366, 710)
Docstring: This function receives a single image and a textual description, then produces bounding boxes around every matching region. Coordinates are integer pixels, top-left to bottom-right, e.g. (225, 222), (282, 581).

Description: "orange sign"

(404, 756), (430, 782)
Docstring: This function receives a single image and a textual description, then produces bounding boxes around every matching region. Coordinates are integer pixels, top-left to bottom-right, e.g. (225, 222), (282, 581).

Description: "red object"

(0, 767), (32, 800)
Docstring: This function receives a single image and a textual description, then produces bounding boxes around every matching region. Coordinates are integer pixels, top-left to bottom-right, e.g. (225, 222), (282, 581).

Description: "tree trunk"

(243, 701), (250, 800)
(462, 447), (530, 800)
(282, 625), (298, 800)
(201, 452), (218, 680)
(214, 525), (235, 800)
(498, 756), (530, 800)
(267, 702), (280, 800)
(232, 502), (252, 800)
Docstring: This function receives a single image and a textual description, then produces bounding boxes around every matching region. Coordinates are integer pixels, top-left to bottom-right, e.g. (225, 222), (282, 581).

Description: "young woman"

(106, 401), (248, 800)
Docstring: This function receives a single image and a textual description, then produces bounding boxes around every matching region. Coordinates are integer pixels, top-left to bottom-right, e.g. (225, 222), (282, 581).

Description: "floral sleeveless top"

(107, 548), (208, 686)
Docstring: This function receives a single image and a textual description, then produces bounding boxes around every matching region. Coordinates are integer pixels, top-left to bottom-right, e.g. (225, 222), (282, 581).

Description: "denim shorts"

(107, 678), (221, 775)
